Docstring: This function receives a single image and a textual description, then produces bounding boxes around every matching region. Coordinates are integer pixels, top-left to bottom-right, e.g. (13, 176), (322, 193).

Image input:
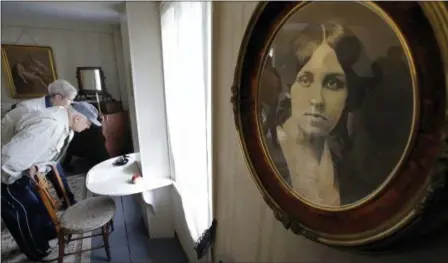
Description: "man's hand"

(27, 165), (39, 178)
(29, 165), (38, 175)
(26, 165), (40, 185)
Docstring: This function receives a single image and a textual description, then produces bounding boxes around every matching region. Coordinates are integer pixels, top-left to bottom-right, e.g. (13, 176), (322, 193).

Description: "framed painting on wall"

(232, 1), (448, 253)
(1, 44), (58, 98)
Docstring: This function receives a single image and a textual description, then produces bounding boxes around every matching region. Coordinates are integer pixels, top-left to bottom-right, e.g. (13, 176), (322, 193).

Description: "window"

(159, 1), (212, 243)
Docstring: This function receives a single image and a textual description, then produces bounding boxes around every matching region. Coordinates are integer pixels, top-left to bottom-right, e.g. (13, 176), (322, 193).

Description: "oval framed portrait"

(232, 1), (448, 251)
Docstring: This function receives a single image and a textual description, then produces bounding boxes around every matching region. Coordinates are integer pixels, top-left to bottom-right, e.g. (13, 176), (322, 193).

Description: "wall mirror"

(76, 67), (105, 92)
(232, 1), (448, 252)
(75, 66), (114, 109)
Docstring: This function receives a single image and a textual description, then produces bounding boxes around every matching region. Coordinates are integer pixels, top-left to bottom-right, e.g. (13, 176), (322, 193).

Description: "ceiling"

(1, 1), (124, 24)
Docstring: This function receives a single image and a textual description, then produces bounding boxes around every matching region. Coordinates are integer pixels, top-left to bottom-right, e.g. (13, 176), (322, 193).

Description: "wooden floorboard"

(90, 196), (131, 263)
(122, 195), (153, 263)
(90, 195), (188, 263)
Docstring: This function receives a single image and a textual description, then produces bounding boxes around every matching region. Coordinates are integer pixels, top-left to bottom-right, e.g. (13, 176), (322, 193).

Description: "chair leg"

(101, 225), (111, 261)
(57, 231), (65, 263)
(65, 234), (72, 244)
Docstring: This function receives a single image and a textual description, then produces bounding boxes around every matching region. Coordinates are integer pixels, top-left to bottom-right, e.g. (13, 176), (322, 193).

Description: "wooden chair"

(31, 165), (116, 263)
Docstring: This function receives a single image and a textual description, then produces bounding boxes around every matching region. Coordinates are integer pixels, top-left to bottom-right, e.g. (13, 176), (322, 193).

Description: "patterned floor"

(1, 174), (91, 263)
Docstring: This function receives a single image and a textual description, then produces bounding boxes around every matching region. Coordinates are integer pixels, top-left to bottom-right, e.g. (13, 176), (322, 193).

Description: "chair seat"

(60, 196), (116, 234)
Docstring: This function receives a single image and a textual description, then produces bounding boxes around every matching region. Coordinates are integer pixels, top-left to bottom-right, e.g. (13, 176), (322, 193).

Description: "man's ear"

(73, 115), (81, 123)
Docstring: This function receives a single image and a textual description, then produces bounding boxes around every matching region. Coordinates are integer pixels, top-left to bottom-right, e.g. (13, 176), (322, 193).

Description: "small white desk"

(86, 153), (173, 196)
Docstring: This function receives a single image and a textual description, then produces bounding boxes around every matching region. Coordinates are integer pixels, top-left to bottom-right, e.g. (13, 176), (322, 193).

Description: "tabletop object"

(86, 153), (173, 196)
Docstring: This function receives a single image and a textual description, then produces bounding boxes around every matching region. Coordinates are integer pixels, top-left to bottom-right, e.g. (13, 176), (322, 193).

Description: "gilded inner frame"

(258, 1), (418, 211)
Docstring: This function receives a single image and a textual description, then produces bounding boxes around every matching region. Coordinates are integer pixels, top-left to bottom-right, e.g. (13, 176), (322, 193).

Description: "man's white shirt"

(1, 96), (47, 147)
(1, 106), (73, 184)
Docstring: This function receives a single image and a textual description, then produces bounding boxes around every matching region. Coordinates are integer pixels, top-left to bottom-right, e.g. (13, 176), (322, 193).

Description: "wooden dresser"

(94, 100), (133, 157)
(102, 109), (132, 157)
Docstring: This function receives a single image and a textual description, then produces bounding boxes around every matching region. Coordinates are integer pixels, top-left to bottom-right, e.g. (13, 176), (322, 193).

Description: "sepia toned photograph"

(259, 2), (415, 207)
(1, 44), (58, 98)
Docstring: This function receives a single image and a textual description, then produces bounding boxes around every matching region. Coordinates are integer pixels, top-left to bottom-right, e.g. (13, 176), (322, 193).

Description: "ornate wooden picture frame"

(232, 1), (448, 252)
(1, 44), (58, 98)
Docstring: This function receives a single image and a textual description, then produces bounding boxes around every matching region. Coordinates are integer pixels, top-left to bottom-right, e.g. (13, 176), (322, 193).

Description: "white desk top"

(86, 153), (173, 196)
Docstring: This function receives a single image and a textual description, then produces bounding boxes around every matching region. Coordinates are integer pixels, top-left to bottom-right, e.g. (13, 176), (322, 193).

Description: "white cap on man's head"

(71, 101), (102, 126)
(48, 79), (78, 99)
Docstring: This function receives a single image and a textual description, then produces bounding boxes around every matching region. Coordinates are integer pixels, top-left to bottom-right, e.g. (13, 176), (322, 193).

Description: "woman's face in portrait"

(290, 43), (348, 137)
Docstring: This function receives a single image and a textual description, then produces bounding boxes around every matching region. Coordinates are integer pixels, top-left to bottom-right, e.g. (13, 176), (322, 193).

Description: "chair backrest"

(31, 164), (70, 232)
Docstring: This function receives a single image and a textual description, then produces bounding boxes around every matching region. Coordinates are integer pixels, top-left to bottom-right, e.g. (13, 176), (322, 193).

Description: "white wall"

(112, 27), (129, 110)
(1, 18), (126, 109)
(122, 0), (177, 241)
(124, 1), (170, 182)
(121, 3), (199, 262)
(119, 16), (139, 151)
(212, 2), (448, 263)
(125, 1), (169, 181)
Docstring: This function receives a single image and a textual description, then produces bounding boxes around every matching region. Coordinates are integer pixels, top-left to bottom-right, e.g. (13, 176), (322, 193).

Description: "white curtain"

(160, 1), (212, 243)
